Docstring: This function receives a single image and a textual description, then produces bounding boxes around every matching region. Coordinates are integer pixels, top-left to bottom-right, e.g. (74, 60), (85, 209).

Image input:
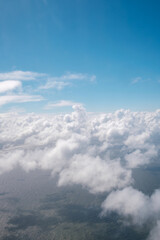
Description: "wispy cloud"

(40, 72), (96, 90)
(131, 76), (142, 84)
(0, 95), (43, 106)
(0, 70), (95, 108)
(0, 81), (21, 93)
(0, 71), (46, 81)
(40, 81), (71, 90)
(45, 100), (82, 109)
(50, 72), (96, 81)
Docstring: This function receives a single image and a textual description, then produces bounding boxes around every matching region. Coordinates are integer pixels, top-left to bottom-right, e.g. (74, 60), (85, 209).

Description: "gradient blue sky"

(0, 0), (160, 112)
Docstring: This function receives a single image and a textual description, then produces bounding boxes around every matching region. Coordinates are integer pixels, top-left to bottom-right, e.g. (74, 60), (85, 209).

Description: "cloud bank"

(0, 106), (160, 239)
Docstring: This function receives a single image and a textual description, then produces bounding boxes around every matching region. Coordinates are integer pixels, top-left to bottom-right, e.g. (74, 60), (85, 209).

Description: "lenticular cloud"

(1, 106), (160, 239)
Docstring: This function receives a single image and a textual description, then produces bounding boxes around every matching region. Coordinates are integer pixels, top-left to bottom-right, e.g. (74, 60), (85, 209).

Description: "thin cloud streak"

(131, 76), (142, 84)
(0, 71), (46, 81)
(45, 100), (82, 109)
(0, 95), (44, 106)
(40, 81), (71, 90)
(40, 72), (96, 90)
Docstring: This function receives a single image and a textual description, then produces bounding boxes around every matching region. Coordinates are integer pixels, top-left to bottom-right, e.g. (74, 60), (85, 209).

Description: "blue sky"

(0, 0), (160, 112)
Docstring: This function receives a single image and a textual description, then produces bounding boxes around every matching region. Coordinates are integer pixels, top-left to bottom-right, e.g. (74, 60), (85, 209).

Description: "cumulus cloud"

(101, 187), (160, 225)
(101, 186), (160, 239)
(0, 107), (160, 239)
(0, 107), (160, 179)
(0, 80), (21, 93)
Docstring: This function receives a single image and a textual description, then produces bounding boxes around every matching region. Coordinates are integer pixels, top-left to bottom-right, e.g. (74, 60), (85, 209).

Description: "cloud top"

(0, 107), (160, 239)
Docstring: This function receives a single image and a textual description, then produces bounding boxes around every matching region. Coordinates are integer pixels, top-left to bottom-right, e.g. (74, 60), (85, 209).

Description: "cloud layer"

(0, 106), (160, 239)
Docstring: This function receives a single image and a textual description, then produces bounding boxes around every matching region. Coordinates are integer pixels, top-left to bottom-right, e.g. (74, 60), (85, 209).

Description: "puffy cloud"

(58, 155), (131, 193)
(40, 81), (71, 90)
(101, 187), (160, 225)
(0, 107), (160, 239)
(0, 107), (160, 179)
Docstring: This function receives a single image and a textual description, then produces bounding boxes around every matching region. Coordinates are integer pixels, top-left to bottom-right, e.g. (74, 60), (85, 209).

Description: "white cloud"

(0, 107), (160, 189)
(40, 81), (71, 90)
(40, 72), (96, 90)
(0, 71), (45, 107)
(51, 72), (96, 81)
(0, 107), (160, 239)
(101, 187), (154, 225)
(45, 100), (82, 109)
(0, 70), (46, 81)
(0, 80), (21, 93)
(58, 155), (131, 193)
(0, 95), (43, 106)
(0, 71), (96, 95)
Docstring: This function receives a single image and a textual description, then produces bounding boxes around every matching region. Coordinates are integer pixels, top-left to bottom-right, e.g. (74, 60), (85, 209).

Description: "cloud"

(0, 71), (96, 108)
(0, 95), (43, 106)
(40, 72), (96, 90)
(0, 80), (21, 93)
(58, 155), (131, 193)
(50, 72), (96, 81)
(148, 221), (160, 240)
(0, 71), (45, 107)
(101, 187), (160, 225)
(40, 81), (71, 90)
(132, 76), (142, 84)
(0, 107), (160, 239)
(0, 107), (160, 186)
(0, 70), (46, 81)
(45, 100), (82, 109)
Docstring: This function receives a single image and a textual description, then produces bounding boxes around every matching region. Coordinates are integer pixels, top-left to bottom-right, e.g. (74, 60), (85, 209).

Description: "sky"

(0, 0), (160, 112)
(1, 2), (160, 239)
(0, 0), (160, 113)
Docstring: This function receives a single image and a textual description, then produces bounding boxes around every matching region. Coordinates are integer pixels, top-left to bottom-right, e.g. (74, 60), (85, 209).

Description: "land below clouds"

(0, 167), (155, 240)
